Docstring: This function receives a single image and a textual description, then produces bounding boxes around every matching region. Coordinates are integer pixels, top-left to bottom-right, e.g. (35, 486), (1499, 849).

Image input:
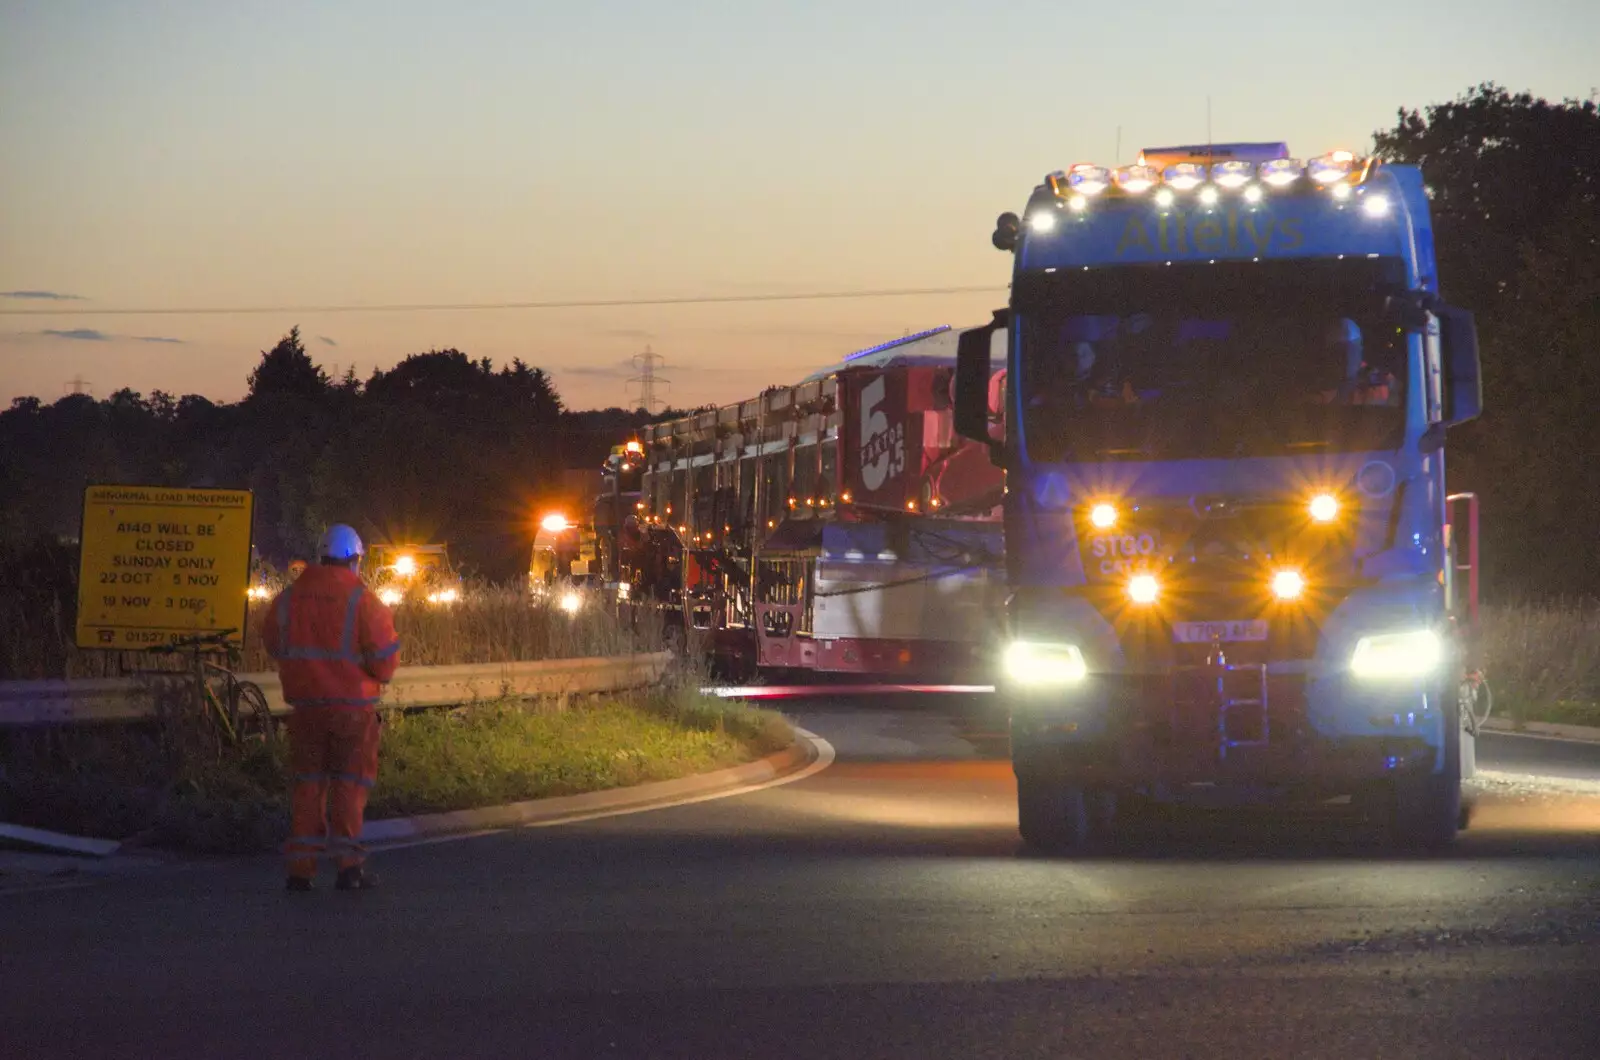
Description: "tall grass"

(1476, 601), (1600, 726)
(237, 581), (655, 671)
(2, 574), (663, 680)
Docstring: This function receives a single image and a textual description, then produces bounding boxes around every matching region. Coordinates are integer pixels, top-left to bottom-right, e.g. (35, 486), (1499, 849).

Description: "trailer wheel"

(1016, 772), (1092, 853)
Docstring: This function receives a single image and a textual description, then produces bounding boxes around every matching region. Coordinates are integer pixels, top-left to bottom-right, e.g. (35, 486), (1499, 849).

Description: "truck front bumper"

(1006, 667), (1453, 803)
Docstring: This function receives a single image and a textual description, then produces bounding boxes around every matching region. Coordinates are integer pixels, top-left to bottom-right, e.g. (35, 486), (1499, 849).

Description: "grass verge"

(0, 685), (793, 855)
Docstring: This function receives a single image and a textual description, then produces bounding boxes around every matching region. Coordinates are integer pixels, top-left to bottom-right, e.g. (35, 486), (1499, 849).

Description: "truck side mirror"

(1436, 305), (1482, 426)
(955, 310), (1008, 454)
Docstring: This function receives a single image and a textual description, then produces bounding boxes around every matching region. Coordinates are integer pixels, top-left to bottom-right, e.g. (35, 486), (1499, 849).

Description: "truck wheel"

(1016, 772), (1092, 853)
(1391, 776), (1462, 850)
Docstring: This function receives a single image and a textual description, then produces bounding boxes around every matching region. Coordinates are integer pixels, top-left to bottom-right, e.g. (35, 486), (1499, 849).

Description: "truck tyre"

(1016, 772), (1092, 853)
(1390, 775), (1461, 850)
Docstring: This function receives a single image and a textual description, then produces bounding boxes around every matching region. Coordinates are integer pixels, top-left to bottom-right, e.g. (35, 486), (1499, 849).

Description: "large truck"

(626, 328), (1007, 682)
(530, 468), (605, 595)
(951, 142), (1485, 850)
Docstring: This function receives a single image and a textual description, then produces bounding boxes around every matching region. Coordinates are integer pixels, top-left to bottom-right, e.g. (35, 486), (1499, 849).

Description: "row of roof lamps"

(1047, 150), (1372, 199)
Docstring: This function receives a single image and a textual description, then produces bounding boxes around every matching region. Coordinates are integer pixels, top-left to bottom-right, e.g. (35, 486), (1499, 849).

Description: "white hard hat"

(317, 524), (364, 562)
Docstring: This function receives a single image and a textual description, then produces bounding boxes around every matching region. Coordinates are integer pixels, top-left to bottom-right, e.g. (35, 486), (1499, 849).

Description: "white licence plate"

(1172, 620), (1269, 644)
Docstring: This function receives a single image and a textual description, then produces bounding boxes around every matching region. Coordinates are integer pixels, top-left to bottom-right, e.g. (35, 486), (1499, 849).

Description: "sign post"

(74, 485), (255, 650)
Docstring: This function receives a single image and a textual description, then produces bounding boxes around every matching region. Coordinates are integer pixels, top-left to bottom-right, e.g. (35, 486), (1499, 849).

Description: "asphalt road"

(1479, 728), (1600, 782)
(3, 695), (1598, 1059)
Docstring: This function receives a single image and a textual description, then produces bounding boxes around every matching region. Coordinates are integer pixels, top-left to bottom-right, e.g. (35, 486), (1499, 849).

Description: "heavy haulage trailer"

(950, 142), (1488, 850)
(621, 329), (1008, 684)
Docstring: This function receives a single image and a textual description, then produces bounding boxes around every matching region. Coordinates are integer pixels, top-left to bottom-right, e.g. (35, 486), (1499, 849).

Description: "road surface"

(3, 694), (1598, 1059)
(1479, 727), (1600, 782)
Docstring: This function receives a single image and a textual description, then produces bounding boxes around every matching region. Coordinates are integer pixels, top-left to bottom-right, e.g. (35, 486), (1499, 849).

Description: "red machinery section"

(838, 365), (1003, 514)
(623, 329), (1009, 682)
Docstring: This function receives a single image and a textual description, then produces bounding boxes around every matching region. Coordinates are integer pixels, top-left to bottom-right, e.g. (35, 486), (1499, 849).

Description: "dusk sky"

(2, 1), (1593, 411)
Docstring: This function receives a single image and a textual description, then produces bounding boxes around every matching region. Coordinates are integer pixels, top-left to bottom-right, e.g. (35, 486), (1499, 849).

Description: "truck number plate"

(1172, 620), (1269, 644)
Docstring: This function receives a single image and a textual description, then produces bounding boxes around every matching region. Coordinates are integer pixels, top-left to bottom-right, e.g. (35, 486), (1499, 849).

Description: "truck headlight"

(1003, 641), (1088, 686)
(1350, 629), (1442, 679)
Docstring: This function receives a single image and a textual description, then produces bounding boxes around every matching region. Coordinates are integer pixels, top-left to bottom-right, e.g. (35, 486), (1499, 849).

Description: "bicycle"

(144, 628), (277, 751)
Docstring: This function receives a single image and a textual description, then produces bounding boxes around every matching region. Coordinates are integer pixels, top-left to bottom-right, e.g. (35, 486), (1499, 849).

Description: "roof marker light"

(1028, 210), (1057, 233)
(1308, 151), (1356, 185)
(1163, 163), (1205, 191)
(1362, 194), (1391, 218)
(1259, 158), (1303, 187)
(1242, 184), (1264, 204)
(1068, 195), (1088, 213)
(1331, 182), (1353, 201)
(1197, 186), (1220, 207)
(1153, 188), (1176, 208)
(1067, 164), (1112, 196)
(1211, 160), (1254, 189)
(1114, 164), (1159, 194)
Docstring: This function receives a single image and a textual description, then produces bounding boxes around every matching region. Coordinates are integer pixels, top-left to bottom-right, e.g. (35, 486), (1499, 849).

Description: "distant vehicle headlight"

(378, 588), (403, 607)
(559, 590), (582, 615)
(1351, 630), (1443, 679)
(426, 588), (460, 606)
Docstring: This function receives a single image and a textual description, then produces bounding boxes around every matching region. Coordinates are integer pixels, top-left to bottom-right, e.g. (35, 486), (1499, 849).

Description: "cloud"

(42, 328), (110, 342)
(318, 336), (338, 346)
(558, 358), (636, 378)
(1, 290), (85, 301)
(30, 328), (184, 344)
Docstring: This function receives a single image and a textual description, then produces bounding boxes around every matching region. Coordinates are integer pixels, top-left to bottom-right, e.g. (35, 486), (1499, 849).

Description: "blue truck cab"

(952, 143), (1484, 850)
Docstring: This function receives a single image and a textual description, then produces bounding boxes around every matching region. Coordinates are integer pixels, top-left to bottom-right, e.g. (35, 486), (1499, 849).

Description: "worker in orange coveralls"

(262, 524), (399, 892)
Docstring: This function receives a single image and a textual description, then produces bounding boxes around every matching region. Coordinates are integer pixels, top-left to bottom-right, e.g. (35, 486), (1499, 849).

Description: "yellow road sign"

(75, 485), (255, 650)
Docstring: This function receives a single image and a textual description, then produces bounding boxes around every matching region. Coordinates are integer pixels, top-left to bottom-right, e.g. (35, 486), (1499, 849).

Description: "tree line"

(1373, 84), (1600, 599)
(0, 331), (673, 584)
(1, 83), (1597, 600)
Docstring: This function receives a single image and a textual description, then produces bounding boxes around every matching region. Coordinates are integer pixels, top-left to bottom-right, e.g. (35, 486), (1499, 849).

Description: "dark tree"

(246, 326), (330, 401)
(1375, 85), (1600, 598)
(1373, 83), (1600, 314)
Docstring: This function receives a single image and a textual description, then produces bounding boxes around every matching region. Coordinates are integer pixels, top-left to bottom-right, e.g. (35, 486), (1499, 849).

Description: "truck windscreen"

(1015, 257), (1409, 462)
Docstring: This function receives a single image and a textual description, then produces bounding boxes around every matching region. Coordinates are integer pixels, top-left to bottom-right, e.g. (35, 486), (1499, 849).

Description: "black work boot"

(285, 875), (314, 893)
(335, 865), (379, 891)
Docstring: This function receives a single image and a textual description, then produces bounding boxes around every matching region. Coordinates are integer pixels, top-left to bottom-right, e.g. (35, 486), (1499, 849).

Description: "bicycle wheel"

(233, 680), (277, 744)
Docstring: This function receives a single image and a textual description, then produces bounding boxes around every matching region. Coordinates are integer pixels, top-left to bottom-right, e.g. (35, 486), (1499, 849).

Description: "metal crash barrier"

(0, 652), (674, 727)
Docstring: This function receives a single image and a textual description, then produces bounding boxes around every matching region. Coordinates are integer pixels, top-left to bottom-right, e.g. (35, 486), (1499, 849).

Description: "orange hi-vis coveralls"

(262, 564), (400, 880)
